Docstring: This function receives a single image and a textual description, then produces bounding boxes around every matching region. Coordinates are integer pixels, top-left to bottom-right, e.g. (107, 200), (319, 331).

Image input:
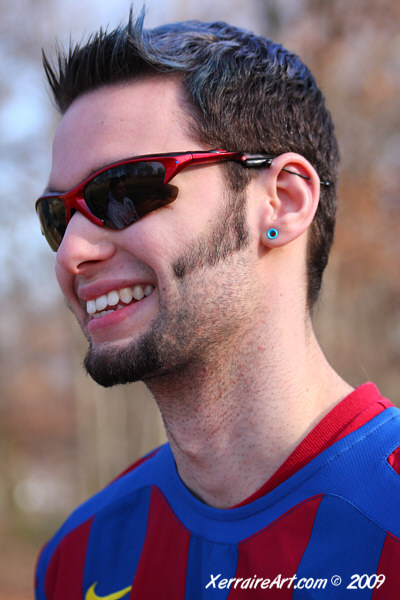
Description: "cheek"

(55, 261), (81, 312)
(120, 208), (191, 268)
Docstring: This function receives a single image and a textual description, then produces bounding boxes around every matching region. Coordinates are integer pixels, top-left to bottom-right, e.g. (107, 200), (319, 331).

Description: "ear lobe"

(261, 153), (320, 247)
(262, 228), (279, 245)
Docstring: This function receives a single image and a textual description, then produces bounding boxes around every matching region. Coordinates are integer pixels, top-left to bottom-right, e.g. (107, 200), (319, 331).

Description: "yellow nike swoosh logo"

(85, 582), (132, 600)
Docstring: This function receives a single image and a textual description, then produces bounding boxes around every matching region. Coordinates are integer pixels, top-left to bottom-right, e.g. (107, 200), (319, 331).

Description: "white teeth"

(86, 284), (154, 316)
(87, 299), (96, 315)
(133, 285), (145, 301)
(119, 287), (133, 304)
(95, 294), (108, 312)
(107, 290), (119, 306)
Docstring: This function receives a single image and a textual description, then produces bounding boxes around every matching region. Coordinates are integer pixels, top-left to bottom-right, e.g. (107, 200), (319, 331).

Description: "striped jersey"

(36, 386), (400, 599)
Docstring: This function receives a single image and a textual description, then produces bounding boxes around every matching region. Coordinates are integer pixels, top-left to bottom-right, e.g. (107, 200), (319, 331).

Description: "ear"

(258, 153), (321, 248)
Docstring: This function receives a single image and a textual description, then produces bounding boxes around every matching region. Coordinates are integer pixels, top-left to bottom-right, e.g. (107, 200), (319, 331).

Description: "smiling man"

(35, 12), (400, 600)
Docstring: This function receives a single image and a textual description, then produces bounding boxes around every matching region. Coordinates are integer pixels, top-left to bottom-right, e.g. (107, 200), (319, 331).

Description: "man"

(35, 11), (400, 599)
(106, 176), (139, 229)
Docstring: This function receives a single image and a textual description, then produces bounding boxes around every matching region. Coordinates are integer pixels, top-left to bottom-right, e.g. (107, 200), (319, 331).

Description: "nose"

(56, 211), (116, 275)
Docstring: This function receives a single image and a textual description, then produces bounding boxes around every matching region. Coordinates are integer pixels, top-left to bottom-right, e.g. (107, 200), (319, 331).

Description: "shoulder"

(314, 407), (400, 533)
(35, 445), (167, 599)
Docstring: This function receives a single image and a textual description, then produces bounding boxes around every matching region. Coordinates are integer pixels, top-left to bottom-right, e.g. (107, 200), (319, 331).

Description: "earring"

(267, 228), (278, 240)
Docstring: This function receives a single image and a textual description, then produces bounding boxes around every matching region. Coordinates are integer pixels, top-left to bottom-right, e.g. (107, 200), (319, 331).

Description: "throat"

(152, 374), (288, 508)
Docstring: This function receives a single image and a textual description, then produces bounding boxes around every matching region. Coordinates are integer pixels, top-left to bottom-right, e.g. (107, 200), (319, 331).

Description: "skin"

(51, 77), (353, 508)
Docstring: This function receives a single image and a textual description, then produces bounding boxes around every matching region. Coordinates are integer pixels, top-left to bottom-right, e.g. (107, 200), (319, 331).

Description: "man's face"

(51, 78), (257, 386)
(113, 180), (126, 201)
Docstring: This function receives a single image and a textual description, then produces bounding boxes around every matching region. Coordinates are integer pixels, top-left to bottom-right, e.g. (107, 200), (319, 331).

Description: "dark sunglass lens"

(84, 161), (178, 230)
(36, 197), (66, 251)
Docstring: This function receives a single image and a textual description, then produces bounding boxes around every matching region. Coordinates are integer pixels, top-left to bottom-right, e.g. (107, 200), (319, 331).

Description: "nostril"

(55, 212), (118, 276)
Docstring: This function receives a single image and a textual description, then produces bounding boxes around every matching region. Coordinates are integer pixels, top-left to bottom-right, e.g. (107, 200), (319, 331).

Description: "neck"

(145, 312), (352, 509)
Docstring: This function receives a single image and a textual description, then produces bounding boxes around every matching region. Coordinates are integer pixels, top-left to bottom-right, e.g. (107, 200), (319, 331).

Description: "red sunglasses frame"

(35, 150), (254, 230)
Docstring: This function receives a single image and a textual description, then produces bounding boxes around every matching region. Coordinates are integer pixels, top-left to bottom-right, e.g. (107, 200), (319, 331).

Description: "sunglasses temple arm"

(282, 168), (330, 187)
(242, 156), (330, 187)
(241, 156), (273, 168)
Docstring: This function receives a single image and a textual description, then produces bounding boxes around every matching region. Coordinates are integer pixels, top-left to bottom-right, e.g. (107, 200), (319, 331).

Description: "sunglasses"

(35, 149), (329, 251)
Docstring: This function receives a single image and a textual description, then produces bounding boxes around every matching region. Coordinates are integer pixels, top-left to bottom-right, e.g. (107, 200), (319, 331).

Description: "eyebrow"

(43, 164), (105, 195)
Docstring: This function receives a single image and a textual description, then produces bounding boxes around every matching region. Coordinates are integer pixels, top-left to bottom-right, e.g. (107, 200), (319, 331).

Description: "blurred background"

(0, 0), (399, 597)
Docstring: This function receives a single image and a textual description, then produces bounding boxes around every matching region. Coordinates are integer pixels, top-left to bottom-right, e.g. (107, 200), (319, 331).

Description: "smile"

(86, 284), (154, 319)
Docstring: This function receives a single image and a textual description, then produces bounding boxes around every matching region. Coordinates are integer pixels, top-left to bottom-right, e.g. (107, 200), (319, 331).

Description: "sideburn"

(172, 189), (249, 279)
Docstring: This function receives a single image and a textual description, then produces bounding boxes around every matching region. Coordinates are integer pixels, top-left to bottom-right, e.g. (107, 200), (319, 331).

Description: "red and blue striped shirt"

(36, 383), (400, 599)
